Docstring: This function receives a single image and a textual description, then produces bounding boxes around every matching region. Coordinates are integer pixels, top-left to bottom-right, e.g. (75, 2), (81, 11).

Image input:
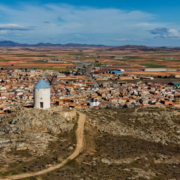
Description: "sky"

(0, 0), (180, 46)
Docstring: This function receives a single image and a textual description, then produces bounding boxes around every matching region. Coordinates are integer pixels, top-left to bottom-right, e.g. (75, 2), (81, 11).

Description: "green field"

(125, 56), (143, 59)
(42, 67), (70, 71)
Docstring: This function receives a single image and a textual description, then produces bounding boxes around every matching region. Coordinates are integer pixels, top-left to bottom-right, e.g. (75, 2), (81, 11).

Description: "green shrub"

(66, 159), (78, 167)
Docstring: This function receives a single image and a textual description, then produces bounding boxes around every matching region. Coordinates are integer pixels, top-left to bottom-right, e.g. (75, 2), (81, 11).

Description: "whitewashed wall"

(34, 88), (50, 109)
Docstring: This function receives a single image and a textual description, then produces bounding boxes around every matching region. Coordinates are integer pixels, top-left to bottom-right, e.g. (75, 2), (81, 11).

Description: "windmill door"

(40, 102), (43, 108)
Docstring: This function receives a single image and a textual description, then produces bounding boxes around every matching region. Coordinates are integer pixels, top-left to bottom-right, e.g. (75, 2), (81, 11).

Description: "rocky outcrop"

(101, 153), (180, 166)
(0, 108), (77, 168)
(0, 108), (75, 135)
(124, 168), (156, 180)
(101, 157), (139, 165)
(60, 109), (77, 121)
(86, 109), (180, 145)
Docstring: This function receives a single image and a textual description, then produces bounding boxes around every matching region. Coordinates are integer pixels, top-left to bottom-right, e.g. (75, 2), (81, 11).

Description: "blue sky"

(0, 0), (180, 46)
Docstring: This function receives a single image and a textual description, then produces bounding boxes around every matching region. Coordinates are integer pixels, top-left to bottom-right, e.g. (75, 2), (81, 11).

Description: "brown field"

(98, 49), (180, 68)
(0, 46), (180, 71)
(128, 71), (180, 76)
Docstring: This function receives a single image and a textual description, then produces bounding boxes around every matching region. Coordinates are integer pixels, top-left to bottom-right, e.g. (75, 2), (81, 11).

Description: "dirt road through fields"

(1, 112), (86, 180)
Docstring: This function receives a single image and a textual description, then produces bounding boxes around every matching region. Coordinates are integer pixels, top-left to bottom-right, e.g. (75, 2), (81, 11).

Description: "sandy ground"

(1, 112), (86, 180)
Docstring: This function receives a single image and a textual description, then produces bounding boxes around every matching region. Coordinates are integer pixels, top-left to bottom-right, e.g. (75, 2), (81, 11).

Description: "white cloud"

(0, 3), (156, 34)
(115, 38), (129, 41)
(0, 3), (177, 45)
(0, 30), (21, 37)
(150, 28), (180, 38)
(168, 29), (180, 37)
(0, 24), (33, 31)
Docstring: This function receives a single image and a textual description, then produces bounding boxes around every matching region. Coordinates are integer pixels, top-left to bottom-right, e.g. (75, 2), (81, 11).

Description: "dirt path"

(1, 112), (86, 180)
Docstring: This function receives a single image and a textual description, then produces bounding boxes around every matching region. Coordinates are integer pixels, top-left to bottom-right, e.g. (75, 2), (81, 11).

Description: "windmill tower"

(34, 78), (51, 109)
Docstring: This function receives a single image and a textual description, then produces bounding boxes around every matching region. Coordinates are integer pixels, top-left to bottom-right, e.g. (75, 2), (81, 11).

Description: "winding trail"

(1, 112), (86, 180)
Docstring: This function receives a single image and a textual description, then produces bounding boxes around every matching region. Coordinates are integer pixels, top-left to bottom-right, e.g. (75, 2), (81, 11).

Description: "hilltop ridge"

(0, 41), (106, 47)
(108, 45), (180, 51)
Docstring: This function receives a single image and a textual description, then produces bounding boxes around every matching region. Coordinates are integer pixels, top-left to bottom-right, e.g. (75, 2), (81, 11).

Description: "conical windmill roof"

(34, 78), (50, 89)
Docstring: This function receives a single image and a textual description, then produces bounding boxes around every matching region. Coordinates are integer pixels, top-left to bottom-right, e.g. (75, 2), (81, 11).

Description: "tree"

(123, 104), (128, 108)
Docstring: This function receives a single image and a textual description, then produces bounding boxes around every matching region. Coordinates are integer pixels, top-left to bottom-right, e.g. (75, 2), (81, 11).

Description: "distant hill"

(108, 45), (180, 51)
(1, 42), (180, 50)
(0, 41), (27, 47)
(0, 41), (106, 47)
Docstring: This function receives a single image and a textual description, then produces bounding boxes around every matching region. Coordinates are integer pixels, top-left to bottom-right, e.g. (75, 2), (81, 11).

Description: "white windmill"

(33, 78), (51, 109)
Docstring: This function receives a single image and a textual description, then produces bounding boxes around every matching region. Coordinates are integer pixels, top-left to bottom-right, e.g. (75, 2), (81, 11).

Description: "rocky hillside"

(0, 108), (77, 172)
(1, 107), (180, 180)
(76, 108), (180, 180)
(0, 108), (75, 134)
(86, 108), (180, 145)
(27, 108), (180, 180)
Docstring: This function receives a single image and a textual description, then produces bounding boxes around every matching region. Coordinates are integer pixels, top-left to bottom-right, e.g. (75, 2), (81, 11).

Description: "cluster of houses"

(96, 81), (180, 108)
(0, 68), (180, 114)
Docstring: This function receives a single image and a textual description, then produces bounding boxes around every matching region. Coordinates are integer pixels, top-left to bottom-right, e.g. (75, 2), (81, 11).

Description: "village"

(1, 46), (180, 179)
(0, 67), (180, 114)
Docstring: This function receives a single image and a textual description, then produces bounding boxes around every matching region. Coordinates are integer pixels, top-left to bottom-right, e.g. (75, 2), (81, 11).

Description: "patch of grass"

(84, 56), (96, 59)
(66, 159), (78, 168)
(141, 64), (166, 68)
(172, 120), (180, 125)
(0, 58), (10, 61)
(116, 59), (127, 61)
(112, 63), (127, 66)
(95, 63), (103, 66)
(11, 54), (55, 57)
(34, 62), (65, 64)
(124, 56), (143, 59)
(0, 170), (17, 177)
(139, 177), (147, 180)
(17, 175), (42, 180)
(41, 67), (70, 71)
(145, 59), (156, 61)
(150, 178), (162, 180)
(68, 53), (83, 56)
(128, 160), (142, 168)
(7, 149), (32, 158)
(167, 59), (180, 62)
(71, 122), (78, 144)
(57, 133), (65, 138)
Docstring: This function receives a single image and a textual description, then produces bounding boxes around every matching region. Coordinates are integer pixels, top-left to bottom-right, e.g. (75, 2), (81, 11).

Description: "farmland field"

(0, 46), (180, 71)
